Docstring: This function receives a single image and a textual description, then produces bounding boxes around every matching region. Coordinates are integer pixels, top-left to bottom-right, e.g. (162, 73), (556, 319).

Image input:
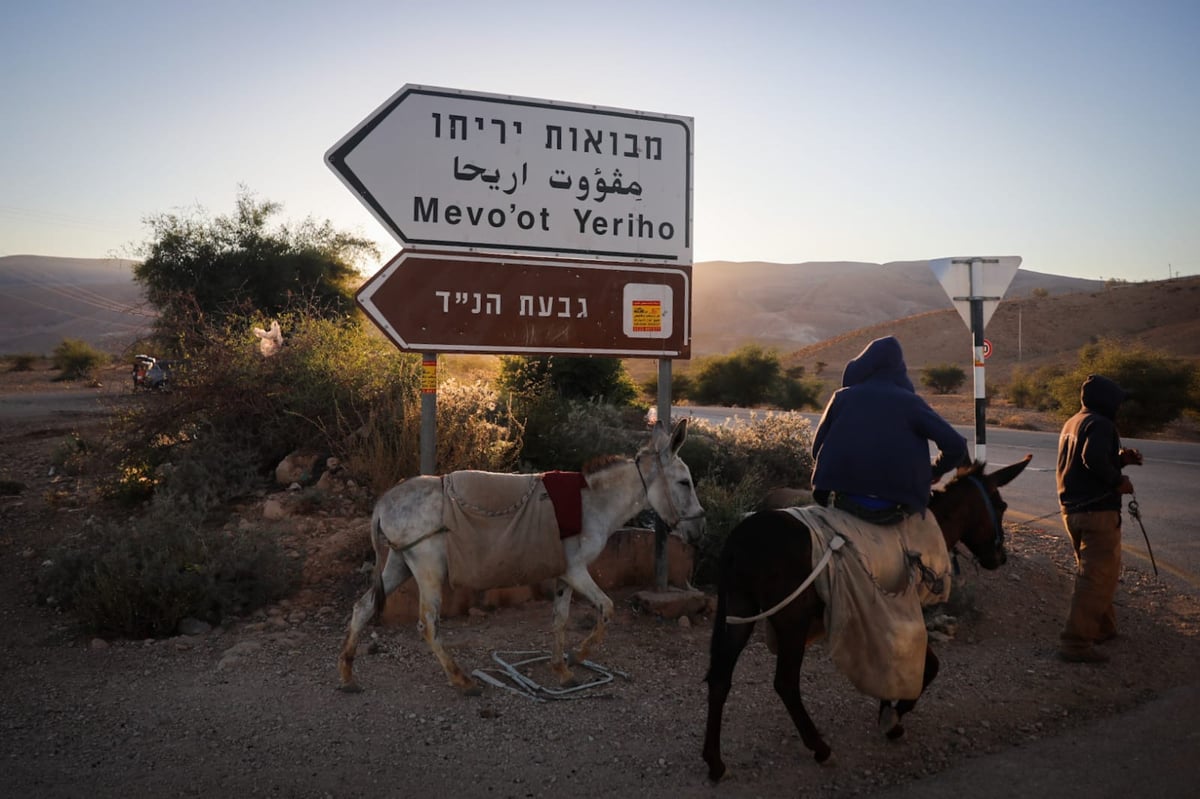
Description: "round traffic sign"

(982, 338), (993, 360)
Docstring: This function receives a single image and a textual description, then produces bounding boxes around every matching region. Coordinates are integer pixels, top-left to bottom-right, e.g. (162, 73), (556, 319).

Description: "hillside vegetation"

(781, 275), (1200, 385)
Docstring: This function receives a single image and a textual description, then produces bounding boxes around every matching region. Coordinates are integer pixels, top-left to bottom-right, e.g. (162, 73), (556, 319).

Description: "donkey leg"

(702, 611), (756, 782)
(413, 567), (479, 695)
(559, 568), (614, 671)
(548, 579), (581, 684)
(879, 645), (940, 740)
(771, 616), (832, 763)
(338, 550), (412, 692)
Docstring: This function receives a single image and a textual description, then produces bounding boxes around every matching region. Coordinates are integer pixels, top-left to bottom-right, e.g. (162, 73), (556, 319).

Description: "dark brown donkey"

(702, 456), (1031, 782)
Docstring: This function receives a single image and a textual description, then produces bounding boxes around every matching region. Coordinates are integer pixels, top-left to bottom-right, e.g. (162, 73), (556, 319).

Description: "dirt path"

(3, 364), (1200, 798)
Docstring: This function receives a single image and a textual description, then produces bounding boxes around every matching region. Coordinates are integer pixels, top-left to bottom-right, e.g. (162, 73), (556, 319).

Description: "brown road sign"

(356, 251), (691, 358)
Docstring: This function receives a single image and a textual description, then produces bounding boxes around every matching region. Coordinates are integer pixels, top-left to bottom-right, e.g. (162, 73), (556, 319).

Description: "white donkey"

(338, 418), (706, 694)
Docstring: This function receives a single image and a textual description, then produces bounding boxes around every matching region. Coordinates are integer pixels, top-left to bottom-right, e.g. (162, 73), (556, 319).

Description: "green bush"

(774, 375), (825, 410)
(676, 412), (814, 588)
(692, 344), (783, 406)
(37, 504), (297, 638)
(691, 474), (767, 586)
(1047, 341), (1198, 436)
(109, 312), (526, 503)
(496, 355), (638, 406)
(7, 353), (39, 372)
(921, 363), (967, 394)
(51, 338), (107, 380)
(639, 371), (694, 402)
(1005, 364), (1065, 410)
(510, 396), (647, 472)
(681, 412), (814, 489)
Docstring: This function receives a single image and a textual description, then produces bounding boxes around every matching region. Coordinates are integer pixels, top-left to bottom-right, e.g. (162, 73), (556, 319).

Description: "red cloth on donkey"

(541, 470), (588, 539)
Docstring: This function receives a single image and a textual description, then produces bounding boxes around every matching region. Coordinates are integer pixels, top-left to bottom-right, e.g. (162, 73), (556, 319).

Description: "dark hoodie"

(811, 336), (969, 514)
(1056, 374), (1128, 513)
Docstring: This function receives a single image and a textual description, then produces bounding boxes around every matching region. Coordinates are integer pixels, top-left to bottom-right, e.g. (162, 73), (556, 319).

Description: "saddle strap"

(727, 532), (846, 625)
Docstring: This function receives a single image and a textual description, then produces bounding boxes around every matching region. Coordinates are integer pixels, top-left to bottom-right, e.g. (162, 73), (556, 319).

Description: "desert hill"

(0, 255), (152, 355)
(780, 275), (1200, 386)
(690, 259), (1103, 356)
(3, 256), (1195, 393)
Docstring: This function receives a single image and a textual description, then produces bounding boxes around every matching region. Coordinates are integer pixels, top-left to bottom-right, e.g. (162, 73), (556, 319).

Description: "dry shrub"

(994, 414), (1036, 430)
(37, 505), (297, 638)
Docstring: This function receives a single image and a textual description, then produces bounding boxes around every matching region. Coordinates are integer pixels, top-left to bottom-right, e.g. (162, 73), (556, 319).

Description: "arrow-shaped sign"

(327, 85), (694, 263)
(356, 251), (691, 358)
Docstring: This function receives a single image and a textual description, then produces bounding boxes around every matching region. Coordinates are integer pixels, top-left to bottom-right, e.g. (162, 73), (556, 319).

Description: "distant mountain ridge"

(691, 260), (1103, 356)
(0, 255), (152, 355)
(0, 254), (1135, 364)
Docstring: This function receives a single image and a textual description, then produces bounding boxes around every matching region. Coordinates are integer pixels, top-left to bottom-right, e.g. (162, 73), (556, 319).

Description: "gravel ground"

(3, 365), (1199, 798)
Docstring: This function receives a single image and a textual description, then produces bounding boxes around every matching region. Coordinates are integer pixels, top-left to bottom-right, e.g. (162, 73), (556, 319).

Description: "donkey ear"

(668, 417), (689, 456)
(988, 453), (1033, 488)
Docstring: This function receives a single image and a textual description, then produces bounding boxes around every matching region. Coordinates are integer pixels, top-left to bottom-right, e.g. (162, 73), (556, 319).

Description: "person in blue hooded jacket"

(811, 336), (969, 520)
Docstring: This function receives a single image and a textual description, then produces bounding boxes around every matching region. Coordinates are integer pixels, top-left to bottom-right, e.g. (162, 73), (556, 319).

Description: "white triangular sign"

(929, 256), (1022, 330)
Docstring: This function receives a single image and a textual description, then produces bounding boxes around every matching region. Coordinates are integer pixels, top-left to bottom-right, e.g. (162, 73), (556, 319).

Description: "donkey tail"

(367, 512), (390, 626)
(705, 543), (742, 683)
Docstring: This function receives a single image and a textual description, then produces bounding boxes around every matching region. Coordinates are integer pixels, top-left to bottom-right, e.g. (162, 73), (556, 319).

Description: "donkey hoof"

(337, 681), (363, 694)
(705, 761), (727, 783)
(886, 723), (906, 741)
(814, 744), (832, 764)
(458, 681), (483, 698)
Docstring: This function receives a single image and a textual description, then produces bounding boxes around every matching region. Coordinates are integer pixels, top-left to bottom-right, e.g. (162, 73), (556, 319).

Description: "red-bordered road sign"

(356, 251), (691, 358)
(982, 338), (993, 359)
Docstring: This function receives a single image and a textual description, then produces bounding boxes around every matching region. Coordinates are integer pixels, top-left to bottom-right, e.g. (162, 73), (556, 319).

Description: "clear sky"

(2, 0), (1197, 282)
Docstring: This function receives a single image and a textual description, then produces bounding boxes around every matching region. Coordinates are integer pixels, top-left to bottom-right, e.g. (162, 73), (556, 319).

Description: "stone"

(629, 588), (708, 620)
(177, 617), (212, 636)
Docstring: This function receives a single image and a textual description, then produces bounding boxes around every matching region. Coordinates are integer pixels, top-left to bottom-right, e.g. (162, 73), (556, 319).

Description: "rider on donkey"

(811, 335), (969, 526)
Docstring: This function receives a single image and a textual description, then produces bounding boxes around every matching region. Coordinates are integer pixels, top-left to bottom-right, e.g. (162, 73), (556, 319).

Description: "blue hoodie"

(812, 336), (969, 513)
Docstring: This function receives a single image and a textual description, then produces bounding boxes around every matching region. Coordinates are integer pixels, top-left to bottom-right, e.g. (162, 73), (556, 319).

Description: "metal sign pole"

(421, 353), (438, 475)
(970, 294), (987, 463)
(654, 358), (672, 590)
(953, 258), (1000, 463)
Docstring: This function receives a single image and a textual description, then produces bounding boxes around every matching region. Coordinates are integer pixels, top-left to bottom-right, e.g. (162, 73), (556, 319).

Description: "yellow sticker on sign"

(421, 357), (437, 393)
(631, 300), (663, 333)
(623, 283), (672, 339)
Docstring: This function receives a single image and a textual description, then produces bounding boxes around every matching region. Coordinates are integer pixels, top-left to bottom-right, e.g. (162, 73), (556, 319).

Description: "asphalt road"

(0, 386), (129, 420)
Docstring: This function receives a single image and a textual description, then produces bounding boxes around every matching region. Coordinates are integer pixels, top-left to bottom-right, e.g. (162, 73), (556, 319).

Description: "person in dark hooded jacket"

(1056, 374), (1142, 663)
(811, 336), (969, 518)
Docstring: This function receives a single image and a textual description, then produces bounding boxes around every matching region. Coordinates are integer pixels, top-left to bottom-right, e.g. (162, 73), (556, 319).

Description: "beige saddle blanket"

(442, 471), (568, 590)
(787, 504), (951, 701)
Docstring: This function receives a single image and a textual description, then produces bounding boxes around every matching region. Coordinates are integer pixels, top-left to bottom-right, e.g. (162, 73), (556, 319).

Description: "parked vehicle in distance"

(132, 354), (172, 390)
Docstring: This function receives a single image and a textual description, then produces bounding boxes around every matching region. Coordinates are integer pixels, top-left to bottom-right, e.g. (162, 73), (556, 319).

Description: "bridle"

(950, 475), (1005, 567)
(635, 449), (704, 529)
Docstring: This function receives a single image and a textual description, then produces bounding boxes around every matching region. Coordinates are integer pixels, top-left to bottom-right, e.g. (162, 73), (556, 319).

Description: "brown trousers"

(1060, 510), (1122, 650)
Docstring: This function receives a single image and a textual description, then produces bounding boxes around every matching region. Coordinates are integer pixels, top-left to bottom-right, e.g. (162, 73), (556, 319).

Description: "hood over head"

(1080, 374), (1128, 419)
(841, 335), (914, 392)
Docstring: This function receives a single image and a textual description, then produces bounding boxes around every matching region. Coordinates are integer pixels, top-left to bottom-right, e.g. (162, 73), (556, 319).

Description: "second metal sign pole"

(654, 358), (673, 590)
(421, 353), (438, 475)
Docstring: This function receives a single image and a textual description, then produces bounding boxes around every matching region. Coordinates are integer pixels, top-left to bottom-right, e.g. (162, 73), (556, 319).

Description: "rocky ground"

(2, 364), (1199, 798)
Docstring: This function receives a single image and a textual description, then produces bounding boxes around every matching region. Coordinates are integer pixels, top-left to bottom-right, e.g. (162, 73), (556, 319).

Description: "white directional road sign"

(327, 85), (694, 263)
(929, 256), (1022, 330)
